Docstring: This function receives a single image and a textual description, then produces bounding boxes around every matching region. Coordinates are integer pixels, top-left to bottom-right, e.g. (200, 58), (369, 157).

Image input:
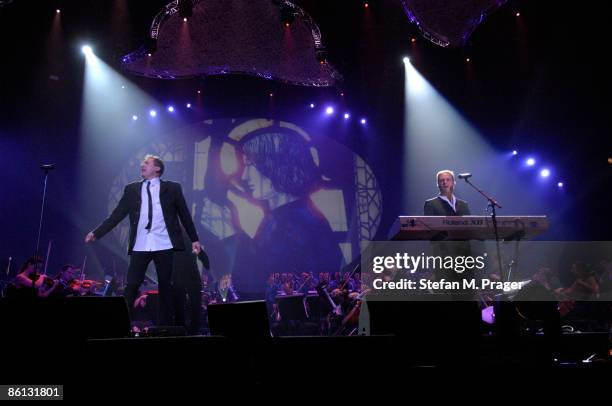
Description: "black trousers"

(124, 249), (174, 326)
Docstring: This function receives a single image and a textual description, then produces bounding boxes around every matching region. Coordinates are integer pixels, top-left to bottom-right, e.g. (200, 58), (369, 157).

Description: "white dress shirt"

(133, 177), (173, 252)
(438, 194), (457, 213)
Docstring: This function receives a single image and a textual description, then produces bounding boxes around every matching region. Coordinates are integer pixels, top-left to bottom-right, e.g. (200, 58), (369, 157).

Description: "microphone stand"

(34, 164), (55, 265)
(460, 177), (506, 282)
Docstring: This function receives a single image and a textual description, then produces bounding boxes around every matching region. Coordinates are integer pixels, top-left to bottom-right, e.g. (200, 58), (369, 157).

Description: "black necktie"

(145, 181), (152, 231)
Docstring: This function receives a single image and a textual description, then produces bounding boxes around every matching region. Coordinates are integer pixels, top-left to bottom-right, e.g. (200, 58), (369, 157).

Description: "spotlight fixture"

(279, 2), (295, 26)
(178, 0), (193, 19)
(344, 113), (350, 119)
(526, 158), (536, 166)
(149, 110), (157, 117)
(360, 118), (367, 124)
(167, 106), (175, 112)
(512, 150), (518, 156)
(540, 168), (550, 178)
(557, 182), (564, 188)
(325, 106), (334, 115)
(145, 37), (157, 55)
(316, 48), (327, 64)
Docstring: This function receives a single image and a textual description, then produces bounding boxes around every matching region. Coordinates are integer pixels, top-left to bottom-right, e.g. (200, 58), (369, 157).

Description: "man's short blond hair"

(144, 154), (165, 176)
(436, 169), (455, 183)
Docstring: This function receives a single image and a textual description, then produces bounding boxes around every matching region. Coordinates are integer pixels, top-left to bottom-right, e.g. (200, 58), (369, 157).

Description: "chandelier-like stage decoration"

(121, 0), (341, 86)
(401, 0), (508, 47)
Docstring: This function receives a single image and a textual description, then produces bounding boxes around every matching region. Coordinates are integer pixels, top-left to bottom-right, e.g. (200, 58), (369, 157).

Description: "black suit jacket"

(423, 196), (471, 216)
(93, 179), (199, 254)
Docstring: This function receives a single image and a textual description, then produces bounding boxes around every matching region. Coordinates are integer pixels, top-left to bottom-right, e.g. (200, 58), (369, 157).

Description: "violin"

(69, 279), (104, 293)
(26, 272), (55, 288)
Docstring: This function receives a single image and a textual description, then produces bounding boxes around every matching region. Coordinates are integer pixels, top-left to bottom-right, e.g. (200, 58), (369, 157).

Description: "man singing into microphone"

(424, 170), (471, 216)
(85, 154), (201, 326)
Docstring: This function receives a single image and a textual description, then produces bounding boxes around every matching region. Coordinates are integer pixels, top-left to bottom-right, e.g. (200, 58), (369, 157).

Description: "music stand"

(207, 300), (270, 339)
(276, 294), (308, 321)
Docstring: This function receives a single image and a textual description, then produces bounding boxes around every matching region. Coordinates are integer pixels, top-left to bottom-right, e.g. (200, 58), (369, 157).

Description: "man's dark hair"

(242, 131), (320, 197)
(19, 257), (42, 273)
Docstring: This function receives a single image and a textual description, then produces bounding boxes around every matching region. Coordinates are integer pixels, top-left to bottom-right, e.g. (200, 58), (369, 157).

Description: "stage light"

(526, 158), (536, 166)
(466, 58), (470, 62)
(149, 110), (157, 117)
(56, 9), (60, 14)
(557, 182), (564, 188)
(145, 37), (157, 55)
(121, 85), (125, 89)
(279, 2), (295, 26)
(167, 105), (175, 112)
(360, 118), (367, 124)
(344, 113), (350, 119)
(411, 38), (416, 43)
(269, 93), (273, 97)
(540, 168), (550, 178)
(183, 17), (187, 22)
(516, 12), (521, 17)
(512, 150), (518, 156)
(316, 48), (327, 64)
(364, 2), (369, 8)
(197, 90), (201, 94)
(81, 45), (93, 56)
(178, 0), (193, 18)
(403, 57), (410, 64)
(309, 103), (315, 108)
(186, 103), (191, 108)
(608, 157), (612, 164)
(132, 115), (138, 121)
(325, 106), (334, 115)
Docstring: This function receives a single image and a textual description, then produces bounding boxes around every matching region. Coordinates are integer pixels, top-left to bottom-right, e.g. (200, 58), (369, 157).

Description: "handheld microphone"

(458, 173), (472, 180)
(40, 164), (56, 171)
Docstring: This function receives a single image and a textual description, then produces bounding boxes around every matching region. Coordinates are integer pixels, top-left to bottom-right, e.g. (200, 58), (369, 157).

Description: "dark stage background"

(1, 0), (611, 285)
